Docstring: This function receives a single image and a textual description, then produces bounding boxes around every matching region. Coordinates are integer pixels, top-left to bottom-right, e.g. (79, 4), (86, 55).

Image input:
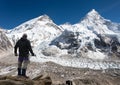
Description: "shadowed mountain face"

(0, 29), (12, 53)
(50, 29), (120, 60)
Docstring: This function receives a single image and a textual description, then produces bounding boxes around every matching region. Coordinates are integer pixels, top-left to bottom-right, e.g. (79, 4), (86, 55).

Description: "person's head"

(22, 34), (27, 39)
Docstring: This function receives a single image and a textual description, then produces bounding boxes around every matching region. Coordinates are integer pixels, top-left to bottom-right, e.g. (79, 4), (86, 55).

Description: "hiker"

(14, 33), (35, 78)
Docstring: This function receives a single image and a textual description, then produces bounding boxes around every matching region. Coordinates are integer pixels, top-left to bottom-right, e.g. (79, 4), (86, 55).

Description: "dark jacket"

(14, 38), (34, 57)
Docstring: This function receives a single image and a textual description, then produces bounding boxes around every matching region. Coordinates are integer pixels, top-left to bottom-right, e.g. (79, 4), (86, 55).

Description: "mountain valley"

(0, 9), (120, 85)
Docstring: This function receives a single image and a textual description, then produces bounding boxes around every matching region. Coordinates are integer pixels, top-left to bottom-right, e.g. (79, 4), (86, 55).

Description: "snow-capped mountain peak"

(84, 9), (104, 22)
(7, 15), (62, 47)
(8, 14), (54, 32)
(80, 9), (115, 35)
(37, 14), (53, 23)
(87, 9), (100, 17)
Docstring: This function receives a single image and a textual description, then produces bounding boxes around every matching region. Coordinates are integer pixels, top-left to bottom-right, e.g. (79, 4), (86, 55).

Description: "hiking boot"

(22, 75), (29, 78)
(21, 69), (29, 78)
(17, 68), (22, 76)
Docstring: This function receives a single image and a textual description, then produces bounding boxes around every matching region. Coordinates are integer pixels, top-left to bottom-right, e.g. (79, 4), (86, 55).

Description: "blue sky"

(0, 0), (120, 29)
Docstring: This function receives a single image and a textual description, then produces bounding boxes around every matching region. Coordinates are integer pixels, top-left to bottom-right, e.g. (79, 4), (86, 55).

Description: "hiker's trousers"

(18, 56), (30, 69)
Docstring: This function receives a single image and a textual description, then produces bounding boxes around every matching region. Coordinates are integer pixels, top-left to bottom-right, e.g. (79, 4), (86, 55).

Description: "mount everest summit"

(1, 9), (120, 70)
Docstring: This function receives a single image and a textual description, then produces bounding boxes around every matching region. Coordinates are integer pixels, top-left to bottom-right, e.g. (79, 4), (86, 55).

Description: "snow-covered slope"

(80, 9), (119, 34)
(7, 15), (62, 46)
(0, 28), (12, 56)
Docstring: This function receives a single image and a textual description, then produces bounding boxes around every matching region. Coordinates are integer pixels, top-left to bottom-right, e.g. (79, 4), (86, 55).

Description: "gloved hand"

(15, 53), (18, 56)
(32, 53), (36, 56)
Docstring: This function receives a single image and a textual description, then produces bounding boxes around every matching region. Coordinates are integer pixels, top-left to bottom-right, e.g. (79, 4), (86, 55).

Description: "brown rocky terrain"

(0, 75), (52, 85)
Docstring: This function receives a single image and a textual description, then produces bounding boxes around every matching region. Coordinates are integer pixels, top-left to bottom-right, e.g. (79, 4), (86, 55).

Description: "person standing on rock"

(14, 33), (35, 78)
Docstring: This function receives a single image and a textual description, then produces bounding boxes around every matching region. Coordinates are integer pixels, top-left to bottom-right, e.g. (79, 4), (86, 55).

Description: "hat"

(22, 33), (27, 39)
